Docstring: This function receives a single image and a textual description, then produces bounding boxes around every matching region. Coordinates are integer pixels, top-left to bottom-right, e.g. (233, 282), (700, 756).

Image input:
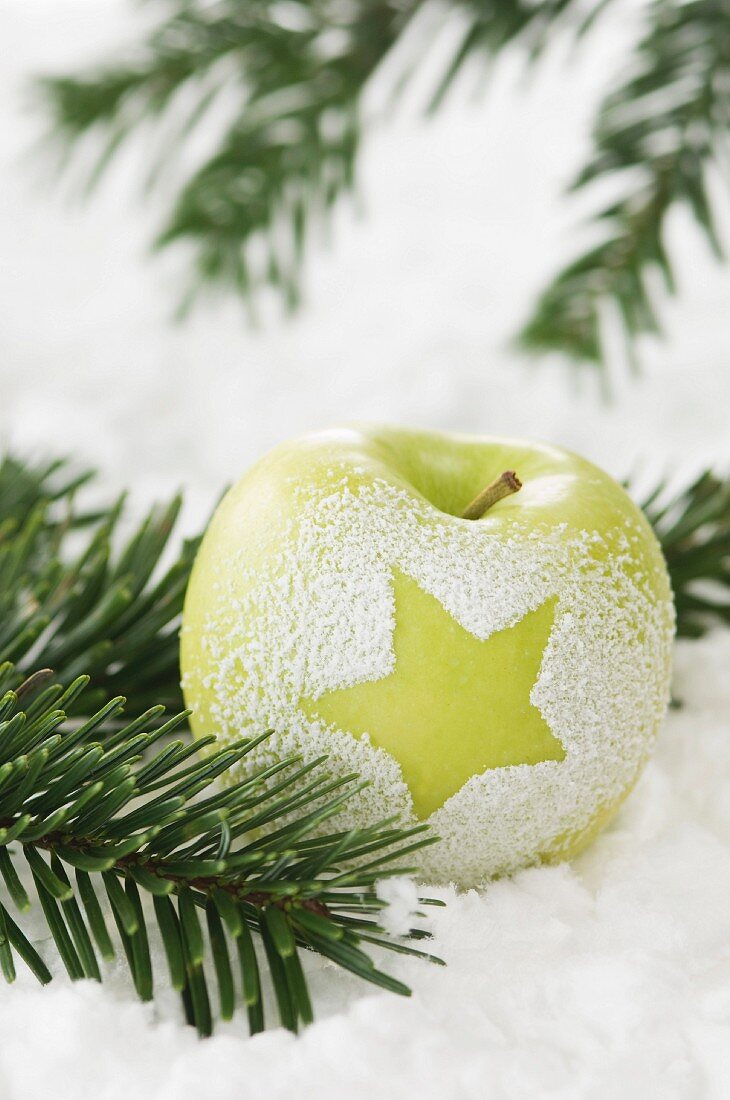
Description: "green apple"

(181, 426), (674, 885)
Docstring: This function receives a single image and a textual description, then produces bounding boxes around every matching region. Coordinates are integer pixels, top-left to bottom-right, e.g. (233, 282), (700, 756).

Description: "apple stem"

(461, 471), (522, 520)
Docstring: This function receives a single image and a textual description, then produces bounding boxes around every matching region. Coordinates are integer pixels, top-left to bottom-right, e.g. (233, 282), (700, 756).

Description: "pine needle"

(631, 469), (730, 637)
(0, 672), (441, 1035)
(518, 0), (730, 374)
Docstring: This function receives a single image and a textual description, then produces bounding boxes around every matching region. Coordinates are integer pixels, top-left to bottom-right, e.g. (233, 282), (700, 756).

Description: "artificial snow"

(0, 633), (729, 1099)
(1, 0), (729, 1096)
(376, 877), (421, 937)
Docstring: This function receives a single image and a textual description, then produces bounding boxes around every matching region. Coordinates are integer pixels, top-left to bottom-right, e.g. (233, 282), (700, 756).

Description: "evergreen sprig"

(633, 468), (730, 637)
(0, 456), (444, 1032)
(518, 0), (730, 371)
(34, 0), (602, 316)
(0, 455), (200, 717)
(34, 1), (730, 374)
(0, 667), (441, 1035)
(0, 455), (95, 531)
(36, 2), (413, 312)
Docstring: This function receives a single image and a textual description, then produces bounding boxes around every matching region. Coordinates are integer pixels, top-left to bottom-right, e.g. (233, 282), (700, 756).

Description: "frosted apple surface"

(181, 427), (674, 885)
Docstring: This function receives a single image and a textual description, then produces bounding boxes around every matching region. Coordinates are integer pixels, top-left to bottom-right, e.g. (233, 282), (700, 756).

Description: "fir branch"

(35, 0), (730, 371)
(36, 2), (413, 312)
(35, 0), (603, 313)
(632, 468), (730, 637)
(0, 669), (442, 1035)
(518, 0), (730, 371)
(0, 455), (96, 530)
(0, 456), (200, 717)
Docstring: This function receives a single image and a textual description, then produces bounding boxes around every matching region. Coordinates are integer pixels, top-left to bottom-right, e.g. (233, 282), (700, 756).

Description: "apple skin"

(181, 426), (674, 885)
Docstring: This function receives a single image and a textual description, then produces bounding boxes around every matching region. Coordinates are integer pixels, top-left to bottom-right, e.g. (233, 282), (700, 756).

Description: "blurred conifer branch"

(632, 469), (730, 637)
(35, 0), (609, 319)
(34, 2), (730, 369)
(36, 2), (413, 312)
(518, 0), (730, 370)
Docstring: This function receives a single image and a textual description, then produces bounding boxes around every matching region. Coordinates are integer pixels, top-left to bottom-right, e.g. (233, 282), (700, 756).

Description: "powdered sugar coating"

(183, 467), (674, 886)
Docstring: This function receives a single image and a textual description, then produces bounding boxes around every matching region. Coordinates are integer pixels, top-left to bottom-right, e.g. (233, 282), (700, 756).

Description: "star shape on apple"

(302, 570), (565, 819)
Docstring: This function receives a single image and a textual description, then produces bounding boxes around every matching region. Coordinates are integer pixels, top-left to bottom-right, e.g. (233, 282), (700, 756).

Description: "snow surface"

(1, 0), (729, 1096)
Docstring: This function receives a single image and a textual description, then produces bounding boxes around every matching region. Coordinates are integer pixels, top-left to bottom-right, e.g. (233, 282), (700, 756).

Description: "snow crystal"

(376, 877), (421, 937)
